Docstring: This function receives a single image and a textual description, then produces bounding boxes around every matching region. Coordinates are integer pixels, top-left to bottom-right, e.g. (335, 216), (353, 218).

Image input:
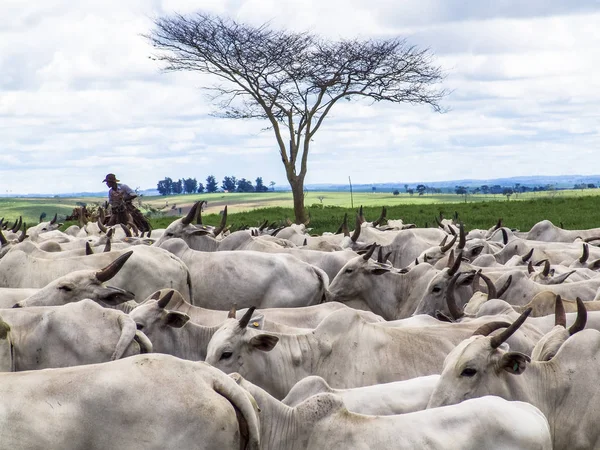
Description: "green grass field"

(2, 188), (599, 235)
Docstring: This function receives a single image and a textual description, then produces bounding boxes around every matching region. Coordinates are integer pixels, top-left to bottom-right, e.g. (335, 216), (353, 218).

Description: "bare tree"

(147, 12), (448, 223)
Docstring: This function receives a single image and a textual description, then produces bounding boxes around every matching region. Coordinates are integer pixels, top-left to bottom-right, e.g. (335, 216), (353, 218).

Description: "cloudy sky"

(2, 1), (599, 194)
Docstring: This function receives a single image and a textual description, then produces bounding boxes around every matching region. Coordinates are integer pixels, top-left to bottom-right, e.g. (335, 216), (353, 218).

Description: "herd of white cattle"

(3, 202), (600, 449)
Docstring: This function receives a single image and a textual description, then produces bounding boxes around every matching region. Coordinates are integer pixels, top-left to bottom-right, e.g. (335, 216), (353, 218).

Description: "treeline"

(156, 176), (274, 196)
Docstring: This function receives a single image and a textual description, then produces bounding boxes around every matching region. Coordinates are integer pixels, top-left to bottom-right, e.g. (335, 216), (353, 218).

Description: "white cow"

(0, 354), (259, 450)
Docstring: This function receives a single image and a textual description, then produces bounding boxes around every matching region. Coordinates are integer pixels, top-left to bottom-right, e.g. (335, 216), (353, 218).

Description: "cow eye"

(345, 268), (353, 274)
(166, 232), (174, 237)
(136, 323), (144, 330)
(59, 285), (72, 292)
(432, 286), (442, 293)
(220, 351), (233, 360)
(461, 368), (477, 377)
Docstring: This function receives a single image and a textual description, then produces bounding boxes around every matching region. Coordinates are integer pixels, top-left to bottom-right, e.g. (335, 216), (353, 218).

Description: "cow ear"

(499, 352), (530, 375)
(470, 245), (484, 257)
(249, 334), (279, 352)
(588, 259), (600, 271)
(165, 312), (190, 328)
(370, 268), (389, 275)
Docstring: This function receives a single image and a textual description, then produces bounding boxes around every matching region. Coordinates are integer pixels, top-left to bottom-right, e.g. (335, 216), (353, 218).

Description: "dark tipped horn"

(447, 249), (462, 276)
(435, 216), (444, 229)
(521, 248), (534, 263)
(377, 247), (384, 263)
(439, 236), (448, 247)
(501, 228), (508, 245)
(362, 243), (378, 261)
(541, 260), (550, 277)
(18, 225), (27, 242)
(335, 213), (347, 235)
(447, 249), (455, 269)
(238, 307), (256, 329)
(258, 219), (268, 231)
(496, 275), (512, 298)
(490, 308), (532, 349)
(457, 222), (466, 250)
(85, 242), (94, 255)
(50, 213), (57, 225)
(351, 214), (361, 243)
(103, 238), (112, 253)
(446, 272), (464, 320)
(157, 290), (176, 309)
(95, 251), (133, 283)
(478, 272), (497, 299)
(213, 206), (228, 237)
(0, 229), (6, 246)
(527, 261), (534, 274)
(494, 218), (503, 230)
(196, 201), (206, 225)
(358, 205), (365, 223)
(569, 297), (587, 335)
(472, 322), (511, 337)
(372, 206), (386, 227)
(120, 223), (132, 238)
(580, 243), (589, 264)
(554, 295), (566, 328)
(97, 219), (108, 234)
(440, 234), (457, 253)
(10, 217), (20, 233)
(181, 202), (200, 226)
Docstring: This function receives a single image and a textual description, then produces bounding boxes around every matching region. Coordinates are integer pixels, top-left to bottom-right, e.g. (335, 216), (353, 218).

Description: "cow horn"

(439, 236), (448, 247)
(271, 226), (284, 236)
(377, 247), (385, 263)
(447, 250), (462, 276)
(258, 219), (268, 231)
(478, 272), (497, 299)
(10, 217), (21, 233)
(457, 222), (466, 250)
(580, 243), (589, 264)
(150, 291), (161, 300)
(50, 213), (57, 225)
(103, 237), (112, 252)
(435, 216), (444, 229)
(351, 215), (361, 242)
(372, 206), (386, 227)
(472, 270), (482, 292)
(96, 251), (133, 282)
(494, 218), (503, 231)
(196, 201), (206, 225)
(446, 272), (464, 320)
(213, 206), (228, 237)
(501, 228), (508, 245)
(521, 248), (534, 263)
(228, 304), (237, 319)
(414, 258), (419, 266)
(238, 307), (256, 329)
(358, 206), (365, 224)
(490, 308), (532, 349)
(85, 242), (94, 255)
(18, 225), (27, 242)
(340, 213), (349, 237)
(541, 260), (551, 277)
(97, 219), (108, 234)
(472, 322), (511, 337)
(335, 213), (347, 235)
(569, 297), (587, 335)
(527, 261), (534, 274)
(447, 249), (455, 269)
(180, 202), (199, 226)
(496, 275), (512, 298)
(120, 223), (132, 238)
(0, 229), (6, 246)
(362, 243), (378, 261)
(440, 234), (457, 253)
(554, 295), (566, 328)
(157, 290), (175, 309)
(584, 236), (600, 243)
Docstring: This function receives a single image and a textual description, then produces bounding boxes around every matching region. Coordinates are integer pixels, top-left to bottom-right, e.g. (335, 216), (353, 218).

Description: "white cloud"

(1, 1), (600, 193)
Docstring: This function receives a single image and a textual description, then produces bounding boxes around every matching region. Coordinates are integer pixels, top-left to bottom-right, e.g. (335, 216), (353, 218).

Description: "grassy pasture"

(1, 189), (600, 236)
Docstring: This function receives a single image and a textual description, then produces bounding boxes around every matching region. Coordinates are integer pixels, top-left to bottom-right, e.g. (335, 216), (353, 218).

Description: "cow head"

(13, 251), (136, 308)
(427, 308), (532, 408)
(206, 307), (279, 389)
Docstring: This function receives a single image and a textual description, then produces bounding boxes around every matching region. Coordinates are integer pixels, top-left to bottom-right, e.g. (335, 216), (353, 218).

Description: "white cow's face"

(14, 270), (135, 308)
(205, 319), (278, 376)
(427, 336), (529, 408)
(129, 299), (189, 336)
(328, 256), (391, 303)
(413, 270), (475, 318)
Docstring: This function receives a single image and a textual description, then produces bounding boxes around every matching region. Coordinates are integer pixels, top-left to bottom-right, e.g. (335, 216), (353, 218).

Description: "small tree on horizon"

(205, 175), (218, 193)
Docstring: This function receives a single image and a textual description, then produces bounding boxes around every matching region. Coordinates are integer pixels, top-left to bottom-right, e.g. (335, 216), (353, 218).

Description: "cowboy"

(103, 173), (137, 206)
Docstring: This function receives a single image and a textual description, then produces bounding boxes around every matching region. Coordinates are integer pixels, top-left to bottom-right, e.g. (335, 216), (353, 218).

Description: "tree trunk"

(288, 175), (307, 224)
